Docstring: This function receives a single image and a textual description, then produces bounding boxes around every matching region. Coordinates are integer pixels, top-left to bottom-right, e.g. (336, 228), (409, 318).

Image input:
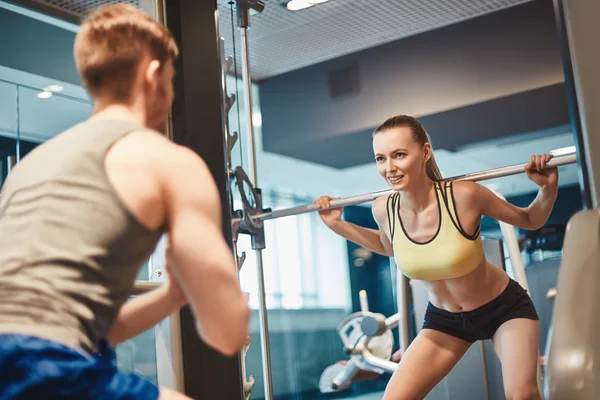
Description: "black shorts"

(422, 278), (539, 343)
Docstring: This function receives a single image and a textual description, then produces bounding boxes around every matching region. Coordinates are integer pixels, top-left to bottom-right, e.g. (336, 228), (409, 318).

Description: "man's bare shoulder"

(108, 129), (216, 200)
(120, 130), (209, 172)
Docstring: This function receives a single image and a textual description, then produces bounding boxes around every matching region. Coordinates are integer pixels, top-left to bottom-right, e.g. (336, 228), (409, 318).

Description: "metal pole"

(168, 309), (185, 393)
(255, 152), (577, 221)
(362, 345), (399, 373)
(254, 250), (273, 400)
(238, 10), (273, 399)
(130, 281), (162, 296)
(232, 238), (256, 399)
(240, 27), (259, 186)
(6, 155), (16, 175)
(385, 313), (400, 329)
(494, 189), (544, 396)
(494, 192), (530, 292)
(479, 341), (491, 400)
(397, 275), (411, 354)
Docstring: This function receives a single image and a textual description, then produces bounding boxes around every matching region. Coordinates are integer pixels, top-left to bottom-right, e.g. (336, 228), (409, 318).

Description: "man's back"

(0, 118), (162, 352)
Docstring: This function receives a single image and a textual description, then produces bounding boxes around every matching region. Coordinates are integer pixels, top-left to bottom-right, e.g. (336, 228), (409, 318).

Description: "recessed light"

(37, 91), (53, 99)
(286, 0), (311, 11)
(45, 85), (64, 92)
(286, 0), (331, 11)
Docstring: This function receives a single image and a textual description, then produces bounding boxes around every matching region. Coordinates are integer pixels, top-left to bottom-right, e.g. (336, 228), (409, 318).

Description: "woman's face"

(373, 126), (429, 191)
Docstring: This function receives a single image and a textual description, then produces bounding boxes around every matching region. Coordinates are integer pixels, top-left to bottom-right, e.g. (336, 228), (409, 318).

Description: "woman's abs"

(418, 259), (510, 312)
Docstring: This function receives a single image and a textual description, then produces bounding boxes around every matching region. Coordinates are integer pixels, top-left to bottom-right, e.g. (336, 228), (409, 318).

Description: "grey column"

(553, 0), (600, 208)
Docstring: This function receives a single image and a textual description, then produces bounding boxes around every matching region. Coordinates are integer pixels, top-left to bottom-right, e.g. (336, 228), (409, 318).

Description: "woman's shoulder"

(441, 180), (480, 202)
(372, 193), (394, 222)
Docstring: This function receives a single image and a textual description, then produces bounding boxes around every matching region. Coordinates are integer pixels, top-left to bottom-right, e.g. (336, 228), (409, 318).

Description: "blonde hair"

(74, 4), (179, 103)
(373, 115), (443, 181)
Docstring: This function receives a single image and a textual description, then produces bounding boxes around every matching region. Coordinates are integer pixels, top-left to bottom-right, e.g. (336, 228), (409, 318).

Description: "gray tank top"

(0, 119), (162, 353)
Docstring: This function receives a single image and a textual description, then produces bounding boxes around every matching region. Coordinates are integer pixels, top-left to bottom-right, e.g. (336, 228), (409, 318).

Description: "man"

(0, 4), (250, 399)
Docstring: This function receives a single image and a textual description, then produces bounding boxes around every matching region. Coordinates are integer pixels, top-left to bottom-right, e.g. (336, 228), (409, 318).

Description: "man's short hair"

(74, 4), (179, 103)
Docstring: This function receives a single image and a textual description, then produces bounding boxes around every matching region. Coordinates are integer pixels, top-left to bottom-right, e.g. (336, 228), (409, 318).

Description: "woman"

(314, 115), (557, 400)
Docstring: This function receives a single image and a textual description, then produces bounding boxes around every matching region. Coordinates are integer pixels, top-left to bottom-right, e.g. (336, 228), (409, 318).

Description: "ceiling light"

(45, 85), (63, 92)
(550, 145), (576, 157)
(286, 0), (331, 11)
(286, 0), (311, 11)
(37, 91), (53, 99)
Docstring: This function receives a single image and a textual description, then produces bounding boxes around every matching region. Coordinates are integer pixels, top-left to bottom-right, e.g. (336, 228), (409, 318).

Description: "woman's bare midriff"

(420, 258), (510, 312)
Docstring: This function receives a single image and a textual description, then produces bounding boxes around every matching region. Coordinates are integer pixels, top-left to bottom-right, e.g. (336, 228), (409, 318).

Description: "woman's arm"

(314, 195), (394, 256)
(478, 183), (558, 230)
(329, 222), (392, 255)
(477, 154), (559, 230)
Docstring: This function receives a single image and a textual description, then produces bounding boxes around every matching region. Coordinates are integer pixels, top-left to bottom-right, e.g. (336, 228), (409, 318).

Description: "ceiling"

(217, 0), (535, 80)
(38, 0), (136, 15)
(12, 0), (136, 21)
(14, 0), (534, 80)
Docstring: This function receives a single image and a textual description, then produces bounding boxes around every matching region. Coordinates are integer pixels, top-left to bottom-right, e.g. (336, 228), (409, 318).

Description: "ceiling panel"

(23, 0), (534, 80)
(31, 0), (135, 16)
(217, 0), (534, 79)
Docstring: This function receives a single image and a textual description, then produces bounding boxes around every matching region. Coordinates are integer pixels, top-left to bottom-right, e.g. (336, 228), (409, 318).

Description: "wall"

(259, 0), (567, 168)
(0, 7), (80, 86)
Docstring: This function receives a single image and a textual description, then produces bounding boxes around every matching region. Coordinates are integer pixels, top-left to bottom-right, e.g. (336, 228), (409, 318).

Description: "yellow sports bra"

(387, 181), (484, 281)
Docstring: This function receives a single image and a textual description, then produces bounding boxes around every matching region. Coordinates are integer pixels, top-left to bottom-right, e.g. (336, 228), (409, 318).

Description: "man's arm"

(162, 146), (250, 356)
(107, 283), (186, 346)
(108, 245), (187, 346)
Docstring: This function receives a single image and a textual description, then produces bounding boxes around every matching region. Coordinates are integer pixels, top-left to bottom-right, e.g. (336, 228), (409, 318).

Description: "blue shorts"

(0, 334), (160, 400)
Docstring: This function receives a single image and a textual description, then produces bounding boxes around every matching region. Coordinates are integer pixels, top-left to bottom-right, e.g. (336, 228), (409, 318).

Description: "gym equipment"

(319, 290), (398, 393)
(253, 153), (576, 222)
(544, 209), (600, 399)
(218, 10), (261, 396)
(241, 334), (255, 400)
